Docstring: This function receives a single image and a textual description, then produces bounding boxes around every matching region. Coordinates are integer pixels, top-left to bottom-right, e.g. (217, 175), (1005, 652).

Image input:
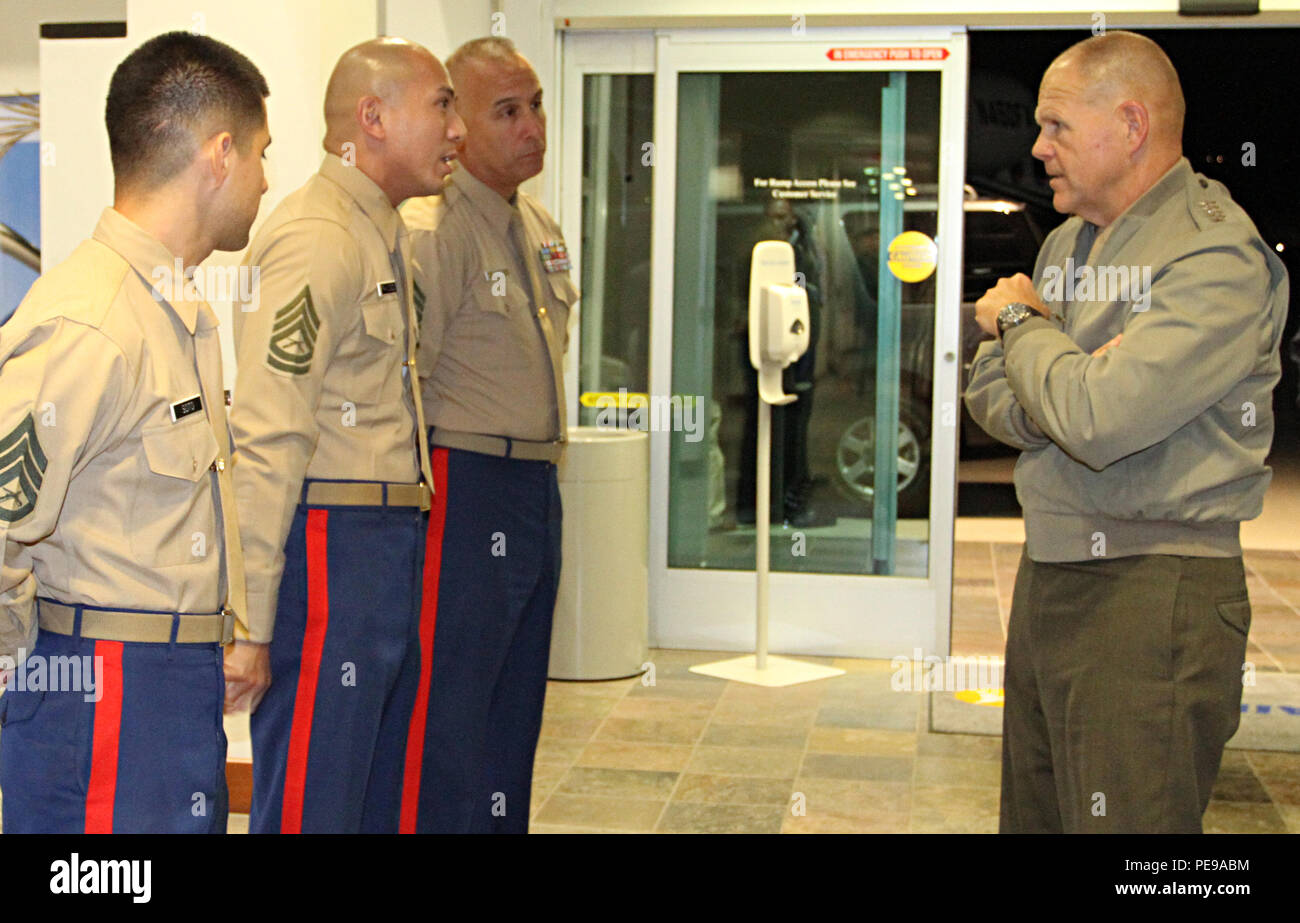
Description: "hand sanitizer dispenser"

(687, 240), (842, 688)
(748, 240), (810, 405)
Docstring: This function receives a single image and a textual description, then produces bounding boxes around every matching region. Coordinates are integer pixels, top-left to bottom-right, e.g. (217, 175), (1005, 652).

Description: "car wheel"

(834, 396), (931, 517)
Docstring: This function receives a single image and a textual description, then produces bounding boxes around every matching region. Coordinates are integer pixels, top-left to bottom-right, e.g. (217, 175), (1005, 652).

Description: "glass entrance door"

(563, 28), (967, 659)
(668, 67), (940, 577)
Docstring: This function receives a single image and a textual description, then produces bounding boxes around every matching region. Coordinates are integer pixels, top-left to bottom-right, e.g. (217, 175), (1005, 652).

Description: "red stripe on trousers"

(281, 508), (331, 834)
(84, 640), (124, 833)
(399, 449), (449, 833)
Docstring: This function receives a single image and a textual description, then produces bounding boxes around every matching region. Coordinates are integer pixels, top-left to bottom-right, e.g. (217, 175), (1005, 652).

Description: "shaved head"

(324, 37), (441, 149)
(445, 36), (530, 91)
(320, 37), (463, 205)
(1050, 31), (1185, 148)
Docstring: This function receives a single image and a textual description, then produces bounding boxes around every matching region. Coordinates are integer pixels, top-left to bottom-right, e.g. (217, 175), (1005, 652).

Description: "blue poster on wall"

(1, 95), (41, 327)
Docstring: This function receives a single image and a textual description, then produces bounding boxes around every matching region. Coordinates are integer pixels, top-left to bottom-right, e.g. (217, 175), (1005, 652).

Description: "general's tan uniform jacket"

(0, 209), (244, 660)
(964, 159), (1288, 562)
(404, 169), (578, 443)
(230, 155), (430, 643)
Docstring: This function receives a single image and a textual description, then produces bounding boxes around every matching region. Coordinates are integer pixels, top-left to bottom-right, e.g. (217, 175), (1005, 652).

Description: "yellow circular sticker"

(886, 231), (938, 282)
(954, 688), (1005, 707)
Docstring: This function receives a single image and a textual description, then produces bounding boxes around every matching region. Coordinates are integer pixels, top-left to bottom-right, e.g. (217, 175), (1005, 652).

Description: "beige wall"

(385, 0), (495, 58)
(0, 0), (125, 94)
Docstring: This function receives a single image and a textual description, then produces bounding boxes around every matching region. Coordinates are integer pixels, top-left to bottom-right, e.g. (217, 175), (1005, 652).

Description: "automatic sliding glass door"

(564, 28), (966, 658)
(667, 67), (941, 579)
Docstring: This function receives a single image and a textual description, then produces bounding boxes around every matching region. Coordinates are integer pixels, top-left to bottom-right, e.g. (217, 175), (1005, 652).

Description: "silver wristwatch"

(996, 302), (1036, 340)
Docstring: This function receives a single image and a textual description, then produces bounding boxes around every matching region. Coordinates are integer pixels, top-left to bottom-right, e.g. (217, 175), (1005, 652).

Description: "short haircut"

(1057, 31), (1185, 142)
(446, 36), (525, 80)
(105, 31), (269, 190)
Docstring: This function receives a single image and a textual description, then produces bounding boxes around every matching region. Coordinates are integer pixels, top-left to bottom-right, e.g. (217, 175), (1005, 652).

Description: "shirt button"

(210, 457), (226, 472)
(538, 307), (547, 318)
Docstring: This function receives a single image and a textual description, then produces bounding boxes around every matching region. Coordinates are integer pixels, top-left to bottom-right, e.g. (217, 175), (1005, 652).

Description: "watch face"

(998, 303), (1029, 334)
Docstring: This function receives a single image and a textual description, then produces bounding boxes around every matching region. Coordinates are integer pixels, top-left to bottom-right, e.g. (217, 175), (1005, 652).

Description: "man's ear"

(356, 94), (386, 142)
(203, 131), (235, 187)
(1118, 100), (1150, 153)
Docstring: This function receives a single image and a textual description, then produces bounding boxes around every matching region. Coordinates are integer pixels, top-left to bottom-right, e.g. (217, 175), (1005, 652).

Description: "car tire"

(833, 395), (931, 518)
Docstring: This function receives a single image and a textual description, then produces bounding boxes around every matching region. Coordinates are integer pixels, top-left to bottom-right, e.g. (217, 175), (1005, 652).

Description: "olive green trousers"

(1000, 551), (1251, 833)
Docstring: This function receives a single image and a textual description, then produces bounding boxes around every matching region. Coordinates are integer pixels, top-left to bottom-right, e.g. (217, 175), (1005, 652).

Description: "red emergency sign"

(826, 47), (950, 62)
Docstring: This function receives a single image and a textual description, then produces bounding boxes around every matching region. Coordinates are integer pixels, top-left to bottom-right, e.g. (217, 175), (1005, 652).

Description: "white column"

(384, 0), (495, 58)
(38, 32), (128, 273)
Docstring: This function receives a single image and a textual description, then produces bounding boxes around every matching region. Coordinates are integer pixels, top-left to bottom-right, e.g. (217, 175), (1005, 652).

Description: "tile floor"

(527, 650), (1299, 834)
(526, 540), (1300, 834)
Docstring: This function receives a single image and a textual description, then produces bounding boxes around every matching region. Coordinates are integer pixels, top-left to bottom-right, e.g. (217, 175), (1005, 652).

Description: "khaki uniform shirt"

(0, 209), (243, 660)
(964, 158), (1288, 561)
(405, 169), (578, 443)
(230, 155), (430, 642)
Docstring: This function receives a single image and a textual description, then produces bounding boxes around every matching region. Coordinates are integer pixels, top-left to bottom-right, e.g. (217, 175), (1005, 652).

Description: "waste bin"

(548, 426), (649, 680)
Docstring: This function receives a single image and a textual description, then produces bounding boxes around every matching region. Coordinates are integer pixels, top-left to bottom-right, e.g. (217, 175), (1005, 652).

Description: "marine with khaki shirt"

(401, 161), (574, 443)
(402, 36), (577, 834)
(228, 38), (464, 834)
(964, 31), (1288, 833)
(0, 32), (268, 833)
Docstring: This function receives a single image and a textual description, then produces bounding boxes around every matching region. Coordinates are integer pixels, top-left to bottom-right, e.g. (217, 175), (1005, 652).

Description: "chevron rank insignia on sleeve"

(413, 280), (426, 328)
(0, 412), (48, 524)
(266, 285), (321, 375)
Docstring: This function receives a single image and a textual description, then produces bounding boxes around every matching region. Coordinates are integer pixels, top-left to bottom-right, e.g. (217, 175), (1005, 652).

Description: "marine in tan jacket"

(964, 31), (1287, 834)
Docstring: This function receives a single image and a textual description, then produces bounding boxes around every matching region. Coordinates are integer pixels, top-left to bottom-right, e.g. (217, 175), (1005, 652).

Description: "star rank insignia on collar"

(266, 285), (321, 375)
(1198, 200), (1226, 222)
(0, 412), (48, 524)
(538, 241), (571, 273)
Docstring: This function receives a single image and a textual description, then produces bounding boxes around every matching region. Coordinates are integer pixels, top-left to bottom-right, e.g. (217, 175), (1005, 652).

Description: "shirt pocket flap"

(362, 296), (404, 346)
(142, 417), (217, 482)
(546, 271), (580, 306)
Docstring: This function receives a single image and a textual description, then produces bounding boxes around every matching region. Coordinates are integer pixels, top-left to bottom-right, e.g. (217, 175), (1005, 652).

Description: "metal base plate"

(689, 654), (846, 687)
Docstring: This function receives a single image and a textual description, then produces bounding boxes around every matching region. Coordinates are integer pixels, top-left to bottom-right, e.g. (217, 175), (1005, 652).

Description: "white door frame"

(556, 32), (656, 428)
(561, 26), (968, 660)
